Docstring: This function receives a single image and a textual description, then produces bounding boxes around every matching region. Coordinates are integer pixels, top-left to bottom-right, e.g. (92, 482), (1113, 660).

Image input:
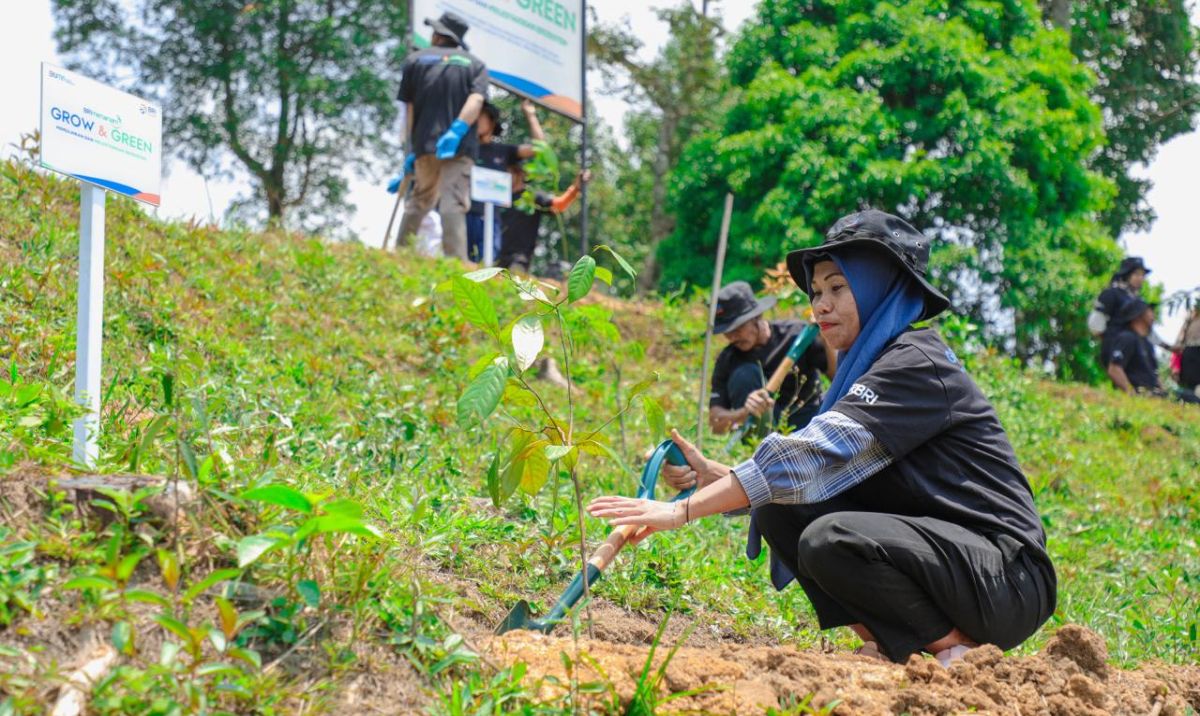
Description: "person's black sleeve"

(471, 60), (490, 96)
(1096, 287), (1123, 317)
(398, 57), (415, 102)
(1107, 333), (1137, 369)
(710, 351), (732, 408)
(830, 344), (951, 461)
(533, 190), (554, 211)
(804, 333), (829, 373)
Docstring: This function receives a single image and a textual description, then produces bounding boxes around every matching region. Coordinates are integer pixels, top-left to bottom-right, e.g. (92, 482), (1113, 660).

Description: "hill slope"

(2, 159), (1198, 714)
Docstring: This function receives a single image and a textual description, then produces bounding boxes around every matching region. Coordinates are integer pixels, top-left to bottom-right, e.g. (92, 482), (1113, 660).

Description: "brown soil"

(487, 624), (1200, 715)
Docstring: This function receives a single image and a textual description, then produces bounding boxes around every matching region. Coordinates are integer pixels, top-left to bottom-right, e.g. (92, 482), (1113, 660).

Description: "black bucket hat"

(1113, 256), (1151, 281)
(425, 12), (470, 50)
(785, 209), (950, 322)
(713, 281), (777, 335)
(1113, 297), (1155, 327)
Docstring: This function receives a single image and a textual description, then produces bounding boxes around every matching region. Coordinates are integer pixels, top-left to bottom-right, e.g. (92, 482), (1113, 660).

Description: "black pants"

(753, 497), (1055, 662)
(727, 363), (819, 431)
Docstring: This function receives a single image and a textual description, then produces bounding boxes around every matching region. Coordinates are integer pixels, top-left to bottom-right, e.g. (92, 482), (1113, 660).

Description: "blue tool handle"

(544, 439), (695, 628)
(543, 563), (602, 628)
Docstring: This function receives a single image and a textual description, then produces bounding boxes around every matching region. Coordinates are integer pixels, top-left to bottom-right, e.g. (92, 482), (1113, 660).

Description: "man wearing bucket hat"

(1104, 298), (1163, 395)
(708, 282), (834, 435)
(394, 12), (489, 260)
(590, 209), (1056, 667)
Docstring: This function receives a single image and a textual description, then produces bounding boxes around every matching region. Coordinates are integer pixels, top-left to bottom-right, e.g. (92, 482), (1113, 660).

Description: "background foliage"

(51, 0), (410, 233)
(658, 0), (1122, 379)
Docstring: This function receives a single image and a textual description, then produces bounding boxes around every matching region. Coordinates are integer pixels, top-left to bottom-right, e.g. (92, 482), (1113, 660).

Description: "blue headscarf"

(817, 249), (926, 413)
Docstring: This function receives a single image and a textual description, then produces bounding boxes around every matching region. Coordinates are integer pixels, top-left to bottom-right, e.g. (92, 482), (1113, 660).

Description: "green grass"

(1, 158), (1198, 714)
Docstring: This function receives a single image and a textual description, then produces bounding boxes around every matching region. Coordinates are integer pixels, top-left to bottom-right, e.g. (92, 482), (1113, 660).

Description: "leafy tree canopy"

(663, 0), (1122, 378)
(1048, 0), (1200, 236)
(51, 0), (409, 233)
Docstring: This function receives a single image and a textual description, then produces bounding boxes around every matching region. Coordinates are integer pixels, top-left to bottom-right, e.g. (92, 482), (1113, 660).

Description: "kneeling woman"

(589, 210), (1056, 664)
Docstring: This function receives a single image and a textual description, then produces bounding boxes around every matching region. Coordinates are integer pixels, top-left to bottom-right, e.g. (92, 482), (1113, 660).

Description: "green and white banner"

(412, 0), (584, 121)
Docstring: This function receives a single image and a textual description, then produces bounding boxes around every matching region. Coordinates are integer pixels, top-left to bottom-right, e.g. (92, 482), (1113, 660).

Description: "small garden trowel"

(495, 439), (695, 635)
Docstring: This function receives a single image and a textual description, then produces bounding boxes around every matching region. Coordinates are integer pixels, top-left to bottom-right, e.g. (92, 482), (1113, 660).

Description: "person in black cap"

(1104, 298), (1162, 395)
(1088, 256), (1150, 341)
(589, 209), (1055, 668)
(394, 12), (490, 260)
(708, 281), (834, 435)
(467, 99), (546, 262)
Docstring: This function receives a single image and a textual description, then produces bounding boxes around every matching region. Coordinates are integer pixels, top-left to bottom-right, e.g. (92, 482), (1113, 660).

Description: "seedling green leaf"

(457, 360), (508, 428)
(184, 568), (242, 603)
(241, 484), (313, 514)
(512, 315), (544, 372)
(462, 267), (504, 282)
(236, 535), (279, 568)
(595, 266), (613, 285)
(297, 579), (320, 608)
(595, 244), (637, 278)
(452, 276), (500, 338)
(568, 255), (597, 303)
(643, 396), (666, 440)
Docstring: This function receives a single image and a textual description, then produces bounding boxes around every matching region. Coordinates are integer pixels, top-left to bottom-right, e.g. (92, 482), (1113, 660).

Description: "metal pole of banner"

(73, 184), (107, 469)
(579, 1), (589, 257)
(484, 202), (496, 266)
(696, 192), (733, 445)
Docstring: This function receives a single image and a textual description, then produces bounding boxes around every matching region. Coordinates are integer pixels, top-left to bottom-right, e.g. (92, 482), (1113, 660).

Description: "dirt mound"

(488, 624), (1200, 714)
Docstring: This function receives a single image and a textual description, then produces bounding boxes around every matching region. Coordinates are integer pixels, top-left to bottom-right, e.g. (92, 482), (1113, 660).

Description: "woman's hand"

(587, 495), (686, 531)
(661, 428), (732, 492)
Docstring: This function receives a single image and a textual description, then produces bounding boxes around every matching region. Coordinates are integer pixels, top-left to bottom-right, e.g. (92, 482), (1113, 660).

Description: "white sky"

(1, 1), (1195, 338)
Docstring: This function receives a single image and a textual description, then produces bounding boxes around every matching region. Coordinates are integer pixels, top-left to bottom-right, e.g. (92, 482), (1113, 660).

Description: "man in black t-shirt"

(395, 12), (489, 260)
(708, 282), (833, 434)
(1105, 298), (1161, 394)
(467, 100), (544, 262)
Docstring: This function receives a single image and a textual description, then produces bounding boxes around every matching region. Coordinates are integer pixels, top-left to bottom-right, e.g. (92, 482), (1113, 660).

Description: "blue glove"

(435, 119), (470, 159)
(386, 154), (417, 193)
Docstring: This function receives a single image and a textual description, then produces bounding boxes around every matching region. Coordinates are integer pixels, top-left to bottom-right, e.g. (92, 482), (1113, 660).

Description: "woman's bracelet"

(684, 496), (692, 525)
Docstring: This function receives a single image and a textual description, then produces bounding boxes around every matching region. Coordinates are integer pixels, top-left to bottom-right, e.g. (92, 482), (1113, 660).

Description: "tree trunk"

(636, 116), (678, 294)
(1045, 0), (1071, 29)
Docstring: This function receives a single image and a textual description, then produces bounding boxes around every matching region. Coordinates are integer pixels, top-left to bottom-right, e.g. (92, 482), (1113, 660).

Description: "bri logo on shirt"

(848, 383), (878, 405)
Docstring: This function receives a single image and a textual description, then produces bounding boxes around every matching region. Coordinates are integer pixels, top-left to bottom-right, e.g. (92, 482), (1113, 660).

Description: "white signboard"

(411, 0), (584, 121)
(40, 63), (163, 206)
(471, 165), (513, 207)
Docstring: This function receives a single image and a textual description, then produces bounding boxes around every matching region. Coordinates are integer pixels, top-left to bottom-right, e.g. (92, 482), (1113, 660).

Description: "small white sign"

(40, 63), (163, 206)
(470, 165), (513, 207)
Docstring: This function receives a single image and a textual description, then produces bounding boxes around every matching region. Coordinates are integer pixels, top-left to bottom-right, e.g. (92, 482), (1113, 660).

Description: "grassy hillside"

(2, 158), (1198, 714)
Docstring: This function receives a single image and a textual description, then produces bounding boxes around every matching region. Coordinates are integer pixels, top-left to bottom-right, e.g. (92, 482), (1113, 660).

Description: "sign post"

(470, 166), (513, 266)
(40, 63), (163, 468)
(73, 185), (107, 467)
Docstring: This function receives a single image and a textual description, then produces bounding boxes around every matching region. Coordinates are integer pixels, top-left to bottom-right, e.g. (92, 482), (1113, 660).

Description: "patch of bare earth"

(488, 624), (1199, 714)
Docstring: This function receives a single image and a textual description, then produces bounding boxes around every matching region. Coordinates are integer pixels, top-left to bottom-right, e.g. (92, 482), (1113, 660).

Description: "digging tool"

(724, 322), (820, 453)
(495, 439), (696, 635)
(381, 174), (413, 250)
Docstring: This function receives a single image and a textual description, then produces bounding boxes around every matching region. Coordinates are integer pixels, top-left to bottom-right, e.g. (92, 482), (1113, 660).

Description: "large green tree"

(1041, 0), (1200, 236)
(51, 0), (409, 232)
(589, 3), (725, 292)
(663, 0), (1121, 378)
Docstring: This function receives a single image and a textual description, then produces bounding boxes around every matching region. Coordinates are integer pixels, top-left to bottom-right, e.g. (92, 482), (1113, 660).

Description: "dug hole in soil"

(487, 622), (1200, 714)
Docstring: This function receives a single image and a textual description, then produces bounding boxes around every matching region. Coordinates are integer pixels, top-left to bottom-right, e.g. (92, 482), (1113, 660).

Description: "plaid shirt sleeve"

(731, 410), (893, 508)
